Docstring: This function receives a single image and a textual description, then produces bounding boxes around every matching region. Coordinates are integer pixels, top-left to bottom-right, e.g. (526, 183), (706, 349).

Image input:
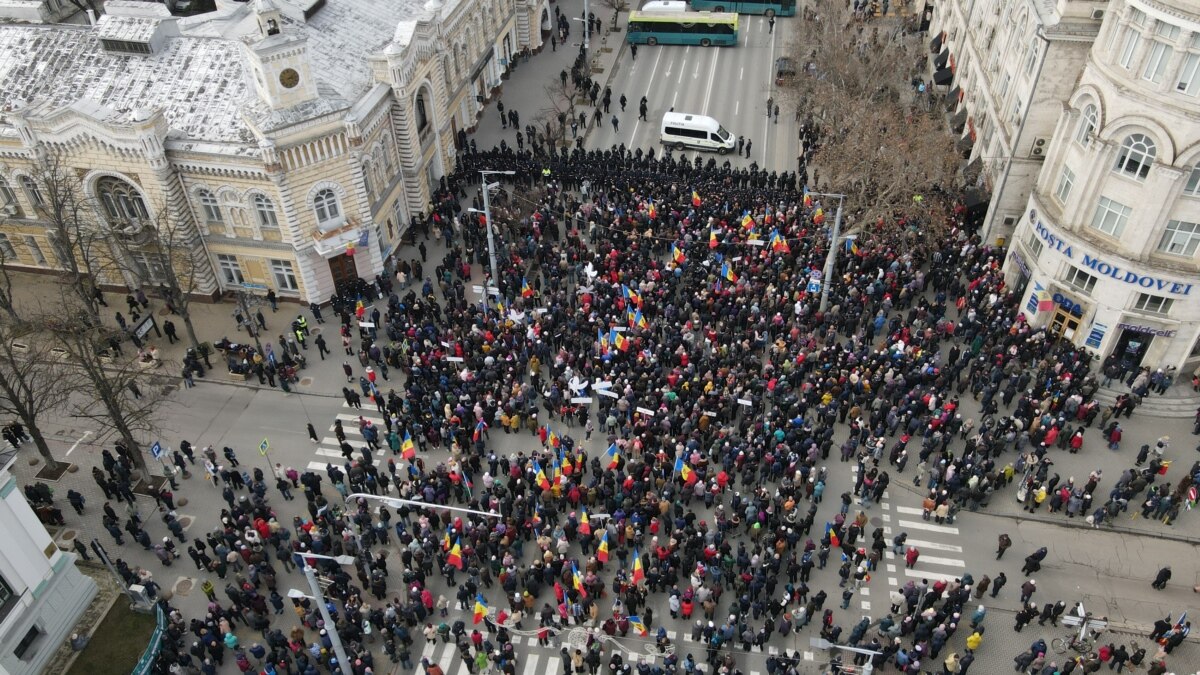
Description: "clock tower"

(242, 0), (319, 111)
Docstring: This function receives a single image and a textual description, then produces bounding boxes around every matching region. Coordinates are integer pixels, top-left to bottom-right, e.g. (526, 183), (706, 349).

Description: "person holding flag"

(521, 277), (534, 298)
(604, 442), (621, 469)
(596, 529), (610, 563)
(770, 229), (790, 254)
(400, 430), (416, 460)
(473, 593), (488, 624)
(578, 507), (591, 536)
(629, 615), (648, 636)
(631, 548), (645, 584)
(671, 243), (686, 264)
(692, 190), (702, 207)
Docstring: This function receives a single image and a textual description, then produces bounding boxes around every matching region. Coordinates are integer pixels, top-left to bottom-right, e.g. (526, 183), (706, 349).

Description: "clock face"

(279, 68), (300, 89)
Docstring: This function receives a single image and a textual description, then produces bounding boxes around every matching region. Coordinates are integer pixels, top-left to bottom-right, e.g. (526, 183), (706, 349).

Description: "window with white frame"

(198, 190), (222, 223)
(1023, 227), (1044, 261)
(1158, 220), (1200, 256)
(23, 236), (45, 265)
(1075, 105), (1097, 145)
(132, 252), (168, 283)
(271, 259), (299, 291)
(1113, 133), (1156, 179)
(1054, 166), (1075, 204)
(1177, 52), (1200, 95)
(253, 194), (279, 230)
(1024, 38), (1039, 75)
(1090, 196), (1132, 237)
(216, 254), (244, 285)
(1142, 41), (1173, 83)
(1133, 293), (1173, 314)
(19, 176), (43, 209)
(1063, 266), (1097, 293)
(313, 188), (342, 231)
(998, 72), (1011, 100)
(0, 178), (18, 215)
(1155, 21), (1180, 41)
(0, 234), (14, 259)
(96, 177), (150, 226)
(1130, 8), (1147, 28)
(1118, 28), (1142, 69)
(1184, 165), (1200, 196)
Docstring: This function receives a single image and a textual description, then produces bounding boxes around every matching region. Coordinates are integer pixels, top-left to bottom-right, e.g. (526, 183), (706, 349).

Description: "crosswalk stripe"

(524, 653), (539, 675)
(895, 519), (959, 534)
(903, 568), (961, 583)
(316, 448), (347, 459)
(894, 505), (927, 516)
(437, 641), (455, 673)
(307, 461), (330, 472)
(902, 538), (964, 553)
(910, 554), (965, 567)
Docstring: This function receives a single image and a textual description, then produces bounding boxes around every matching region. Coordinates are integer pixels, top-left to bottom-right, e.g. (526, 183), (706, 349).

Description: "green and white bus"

(688, 0), (796, 16)
(626, 10), (739, 47)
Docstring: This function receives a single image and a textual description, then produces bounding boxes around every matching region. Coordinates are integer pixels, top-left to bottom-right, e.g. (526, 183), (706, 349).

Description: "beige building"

(0, 0), (550, 302)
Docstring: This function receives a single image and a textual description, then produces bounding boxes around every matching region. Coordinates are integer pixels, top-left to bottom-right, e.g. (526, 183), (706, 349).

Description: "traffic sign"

(259, 438), (270, 456)
(150, 441), (163, 459)
(807, 280), (822, 293)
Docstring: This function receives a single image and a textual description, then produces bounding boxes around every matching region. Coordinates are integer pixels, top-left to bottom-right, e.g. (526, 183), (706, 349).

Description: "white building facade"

(1003, 0), (1200, 375)
(0, 460), (96, 675)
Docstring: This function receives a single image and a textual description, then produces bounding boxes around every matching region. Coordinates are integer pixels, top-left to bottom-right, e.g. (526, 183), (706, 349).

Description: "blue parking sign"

(150, 441), (162, 459)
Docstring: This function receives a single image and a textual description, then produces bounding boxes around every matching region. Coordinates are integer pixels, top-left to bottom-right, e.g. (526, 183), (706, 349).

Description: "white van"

(660, 112), (736, 153)
(641, 0), (688, 10)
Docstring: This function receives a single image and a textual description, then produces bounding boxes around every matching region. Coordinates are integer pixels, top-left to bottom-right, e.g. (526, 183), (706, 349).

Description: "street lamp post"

(234, 290), (264, 352)
(477, 170), (516, 287)
(289, 552), (357, 672)
(811, 192), (846, 314)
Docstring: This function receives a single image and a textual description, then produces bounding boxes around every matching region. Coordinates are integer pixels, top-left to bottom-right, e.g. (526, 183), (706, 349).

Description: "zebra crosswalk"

(417, 634), (563, 675)
(305, 401), (391, 472)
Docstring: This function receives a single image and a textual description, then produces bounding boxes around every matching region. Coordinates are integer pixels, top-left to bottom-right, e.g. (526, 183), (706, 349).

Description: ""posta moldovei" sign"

(1030, 211), (1194, 297)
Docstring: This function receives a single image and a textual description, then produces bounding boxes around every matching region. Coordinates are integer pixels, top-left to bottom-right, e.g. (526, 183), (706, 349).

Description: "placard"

(746, 240), (766, 247)
(595, 381), (613, 389)
(702, 411), (717, 417)
(446, 356), (465, 362)
(596, 389), (619, 398)
(737, 398), (753, 407)
(571, 397), (593, 404)
(636, 407), (655, 415)
(358, 321), (376, 328)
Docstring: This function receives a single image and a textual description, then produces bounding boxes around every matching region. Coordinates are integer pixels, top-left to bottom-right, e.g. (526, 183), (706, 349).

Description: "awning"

(930, 33), (943, 53)
(949, 107), (967, 133)
(934, 48), (949, 68)
(934, 68), (954, 86)
(956, 133), (975, 158)
(944, 85), (961, 108)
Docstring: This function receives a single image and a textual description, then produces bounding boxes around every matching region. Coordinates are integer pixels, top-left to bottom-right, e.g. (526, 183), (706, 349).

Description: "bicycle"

(1051, 633), (1095, 655)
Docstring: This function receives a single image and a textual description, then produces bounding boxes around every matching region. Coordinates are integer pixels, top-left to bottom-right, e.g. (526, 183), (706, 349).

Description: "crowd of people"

(54, 128), (1196, 674)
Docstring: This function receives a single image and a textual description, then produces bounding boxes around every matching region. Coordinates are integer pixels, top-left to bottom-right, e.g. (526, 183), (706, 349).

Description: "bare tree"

(594, 0), (629, 29)
(0, 321), (77, 473)
(779, 8), (962, 244)
(0, 245), (20, 323)
(539, 76), (585, 149)
(105, 206), (210, 352)
(52, 304), (166, 477)
(29, 156), (107, 325)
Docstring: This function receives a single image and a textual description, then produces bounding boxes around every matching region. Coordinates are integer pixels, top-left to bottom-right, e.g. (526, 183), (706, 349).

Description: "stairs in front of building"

(1092, 383), (1199, 419)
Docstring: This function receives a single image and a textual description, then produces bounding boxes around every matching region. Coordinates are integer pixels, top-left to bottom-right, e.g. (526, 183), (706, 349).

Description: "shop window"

(1133, 293), (1173, 315)
(1063, 266), (1097, 294)
(1113, 134), (1156, 179)
(1090, 196), (1131, 237)
(1157, 220), (1200, 256)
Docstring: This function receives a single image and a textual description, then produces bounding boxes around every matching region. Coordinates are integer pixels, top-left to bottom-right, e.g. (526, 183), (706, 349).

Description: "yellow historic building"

(0, 0), (549, 302)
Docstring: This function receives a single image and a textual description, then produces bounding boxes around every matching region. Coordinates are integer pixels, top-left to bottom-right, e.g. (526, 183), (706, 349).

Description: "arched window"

(19, 176), (43, 208)
(313, 188), (341, 230)
(96, 177), (150, 225)
(198, 189), (222, 223)
(0, 177), (20, 216)
(1113, 133), (1156, 179)
(415, 92), (430, 132)
(362, 161), (376, 201)
(1074, 104), (1097, 145)
(253, 194), (279, 229)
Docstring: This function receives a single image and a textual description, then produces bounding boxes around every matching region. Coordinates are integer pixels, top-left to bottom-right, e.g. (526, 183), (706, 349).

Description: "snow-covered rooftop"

(0, 24), (255, 143)
(0, 0), (432, 146)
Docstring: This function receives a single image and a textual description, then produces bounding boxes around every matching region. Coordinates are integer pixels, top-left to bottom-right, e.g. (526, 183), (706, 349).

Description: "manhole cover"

(300, 377), (314, 386)
(870, 517), (883, 527)
(178, 515), (194, 529)
(311, 327), (322, 335)
(59, 529), (77, 542)
(174, 578), (194, 596)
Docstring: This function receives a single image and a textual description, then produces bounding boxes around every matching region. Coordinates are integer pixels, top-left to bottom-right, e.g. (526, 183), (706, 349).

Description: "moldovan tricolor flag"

(571, 561), (587, 598)
(473, 420), (488, 443)
(596, 530), (610, 562)
(473, 594), (488, 624)
(629, 615), (648, 636)
(770, 229), (790, 254)
(578, 508), (591, 536)
(604, 443), (620, 469)
(521, 278), (534, 298)
(631, 548), (645, 584)
(446, 538), (463, 569)
(709, 228), (719, 249)
(534, 461), (551, 491)
(671, 243), (686, 264)
(692, 190), (702, 207)
(401, 431), (416, 460)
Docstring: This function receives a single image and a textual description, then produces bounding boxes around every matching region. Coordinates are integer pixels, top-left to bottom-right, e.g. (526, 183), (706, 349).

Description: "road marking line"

(896, 519), (959, 535)
(903, 538), (964, 553)
(903, 568), (962, 583)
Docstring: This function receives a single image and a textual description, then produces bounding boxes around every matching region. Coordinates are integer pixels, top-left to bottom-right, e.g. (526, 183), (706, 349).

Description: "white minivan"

(641, 0), (688, 10)
(660, 112), (736, 153)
